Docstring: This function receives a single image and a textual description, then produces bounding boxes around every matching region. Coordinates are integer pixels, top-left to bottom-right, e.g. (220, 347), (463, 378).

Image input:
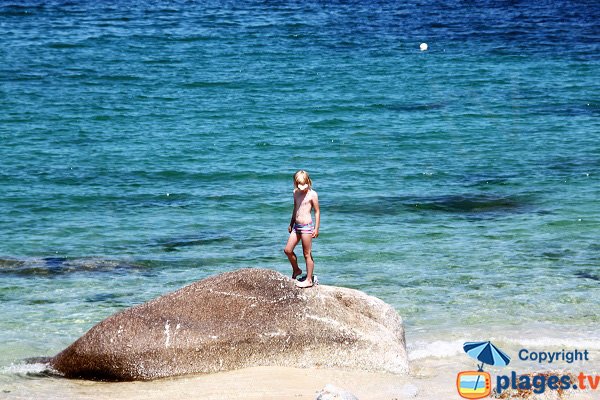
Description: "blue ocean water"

(0, 0), (599, 376)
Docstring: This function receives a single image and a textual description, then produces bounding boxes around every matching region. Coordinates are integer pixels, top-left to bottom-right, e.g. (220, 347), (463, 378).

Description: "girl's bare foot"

(292, 269), (303, 280)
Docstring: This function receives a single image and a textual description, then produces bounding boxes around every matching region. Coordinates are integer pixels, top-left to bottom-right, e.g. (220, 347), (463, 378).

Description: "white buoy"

(420, 43), (428, 51)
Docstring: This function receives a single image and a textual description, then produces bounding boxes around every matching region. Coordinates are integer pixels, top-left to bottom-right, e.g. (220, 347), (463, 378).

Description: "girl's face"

(296, 181), (309, 191)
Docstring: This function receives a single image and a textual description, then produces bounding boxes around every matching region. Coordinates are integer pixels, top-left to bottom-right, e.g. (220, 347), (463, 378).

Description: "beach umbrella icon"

(463, 341), (511, 371)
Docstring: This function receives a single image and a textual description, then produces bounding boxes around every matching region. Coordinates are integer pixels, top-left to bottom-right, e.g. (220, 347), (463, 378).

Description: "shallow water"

(1, 0), (599, 393)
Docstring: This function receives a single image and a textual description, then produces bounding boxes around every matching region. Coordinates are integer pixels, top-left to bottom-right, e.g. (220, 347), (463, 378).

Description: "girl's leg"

(284, 231), (302, 278)
(299, 233), (314, 284)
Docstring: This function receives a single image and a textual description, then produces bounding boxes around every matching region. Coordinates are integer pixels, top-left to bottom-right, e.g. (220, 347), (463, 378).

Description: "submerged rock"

(50, 268), (408, 381)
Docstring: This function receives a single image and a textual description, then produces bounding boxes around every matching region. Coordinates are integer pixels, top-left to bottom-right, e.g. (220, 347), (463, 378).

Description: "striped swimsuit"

(293, 221), (314, 235)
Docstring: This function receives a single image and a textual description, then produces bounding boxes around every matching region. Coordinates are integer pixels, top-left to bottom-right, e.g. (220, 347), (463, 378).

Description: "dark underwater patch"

(541, 249), (575, 260)
(407, 194), (527, 213)
(157, 234), (232, 252)
(0, 4), (45, 17)
(180, 81), (245, 89)
(0, 258), (26, 269)
(309, 102), (446, 115)
(26, 298), (57, 305)
(0, 258), (144, 277)
(328, 193), (531, 217)
(575, 271), (600, 282)
(47, 42), (85, 49)
(372, 102), (446, 112)
(308, 118), (349, 128)
(85, 292), (131, 306)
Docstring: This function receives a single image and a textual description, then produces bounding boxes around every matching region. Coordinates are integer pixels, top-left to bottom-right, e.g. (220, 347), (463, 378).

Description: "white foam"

(408, 339), (464, 361)
(2, 362), (50, 375)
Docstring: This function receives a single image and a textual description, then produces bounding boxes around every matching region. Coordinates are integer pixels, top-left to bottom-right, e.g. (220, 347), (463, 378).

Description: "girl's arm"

(312, 192), (320, 238)
(288, 192), (297, 232)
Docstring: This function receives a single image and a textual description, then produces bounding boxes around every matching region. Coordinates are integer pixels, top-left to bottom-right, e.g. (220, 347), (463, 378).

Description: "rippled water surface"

(1, 0), (599, 379)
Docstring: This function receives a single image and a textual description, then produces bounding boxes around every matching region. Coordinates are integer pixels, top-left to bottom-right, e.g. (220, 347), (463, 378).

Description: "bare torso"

(293, 189), (316, 224)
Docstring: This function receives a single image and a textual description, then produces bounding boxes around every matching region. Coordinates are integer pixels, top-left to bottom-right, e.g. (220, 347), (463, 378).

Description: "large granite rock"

(50, 268), (408, 381)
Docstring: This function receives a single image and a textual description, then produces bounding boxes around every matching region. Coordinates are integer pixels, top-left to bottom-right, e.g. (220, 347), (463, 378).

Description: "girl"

(284, 170), (320, 288)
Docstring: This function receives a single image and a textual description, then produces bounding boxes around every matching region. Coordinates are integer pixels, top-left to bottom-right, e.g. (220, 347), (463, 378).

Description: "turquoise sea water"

(1, 0), (599, 379)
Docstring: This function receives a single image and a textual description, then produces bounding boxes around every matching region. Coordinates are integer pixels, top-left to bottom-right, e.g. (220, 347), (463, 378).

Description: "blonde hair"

(293, 170), (312, 189)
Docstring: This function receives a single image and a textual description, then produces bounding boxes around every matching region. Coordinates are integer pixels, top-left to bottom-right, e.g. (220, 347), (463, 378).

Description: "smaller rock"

(315, 384), (359, 400)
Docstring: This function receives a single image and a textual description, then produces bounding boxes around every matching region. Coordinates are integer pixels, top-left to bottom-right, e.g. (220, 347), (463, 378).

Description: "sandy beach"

(3, 354), (599, 400)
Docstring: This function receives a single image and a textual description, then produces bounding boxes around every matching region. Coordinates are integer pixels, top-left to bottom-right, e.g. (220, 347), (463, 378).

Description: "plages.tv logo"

(456, 341), (511, 399)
